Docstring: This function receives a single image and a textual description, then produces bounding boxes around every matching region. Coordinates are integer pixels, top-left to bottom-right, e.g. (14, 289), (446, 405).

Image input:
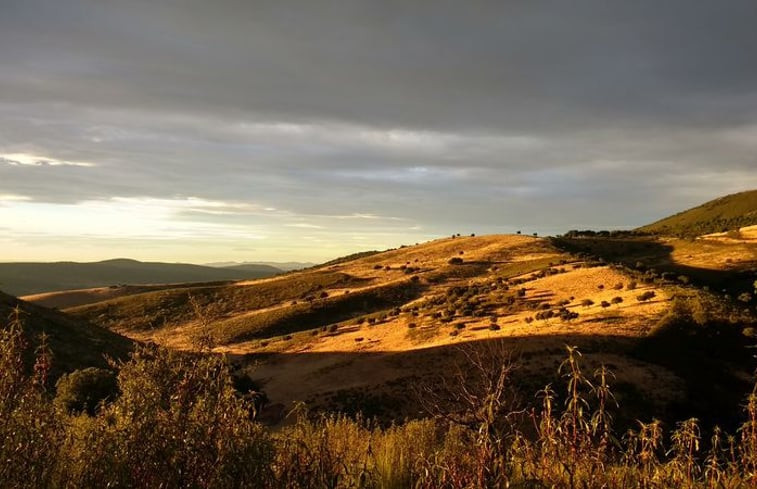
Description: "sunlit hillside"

(61, 232), (757, 426)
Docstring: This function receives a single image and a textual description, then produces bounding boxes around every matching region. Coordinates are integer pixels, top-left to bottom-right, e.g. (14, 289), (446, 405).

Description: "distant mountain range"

(205, 261), (316, 271)
(0, 258), (283, 296)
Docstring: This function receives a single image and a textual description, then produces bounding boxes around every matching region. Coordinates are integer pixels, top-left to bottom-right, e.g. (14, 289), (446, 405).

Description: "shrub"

(448, 257), (464, 265)
(627, 281), (638, 290)
(64, 345), (274, 487)
(54, 367), (118, 415)
(0, 312), (63, 488)
(613, 282), (624, 290)
(637, 290), (656, 302)
(611, 296), (623, 305)
(581, 299), (594, 307)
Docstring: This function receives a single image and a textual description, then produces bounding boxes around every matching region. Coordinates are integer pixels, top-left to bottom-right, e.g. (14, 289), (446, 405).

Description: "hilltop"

(0, 258), (282, 296)
(0, 290), (133, 380)
(65, 233), (757, 426)
(638, 189), (757, 237)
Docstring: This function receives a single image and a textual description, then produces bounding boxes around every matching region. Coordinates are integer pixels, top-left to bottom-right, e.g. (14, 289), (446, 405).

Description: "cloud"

(0, 152), (95, 168)
(0, 1), (756, 261)
(285, 223), (324, 229)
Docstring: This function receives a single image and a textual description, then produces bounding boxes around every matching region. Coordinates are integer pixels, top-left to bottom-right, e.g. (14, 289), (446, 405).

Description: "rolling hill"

(0, 258), (282, 296)
(0, 290), (134, 380)
(638, 189), (757, 237)
(64, 233), (757, 426)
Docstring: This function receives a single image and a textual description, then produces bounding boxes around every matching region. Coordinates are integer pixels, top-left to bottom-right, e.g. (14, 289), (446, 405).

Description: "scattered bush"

(637, 291), (656, 302)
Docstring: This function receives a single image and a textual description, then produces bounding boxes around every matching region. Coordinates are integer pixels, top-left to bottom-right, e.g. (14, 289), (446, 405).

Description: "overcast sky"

(1, 1), (756, 263)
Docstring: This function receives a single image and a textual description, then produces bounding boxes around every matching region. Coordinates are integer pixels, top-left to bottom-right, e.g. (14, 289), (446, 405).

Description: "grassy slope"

(63, 234), (757, 427)
(67, 271), (369, 333)
(0, 291), (134, 380)
(0, 258), (282, 296)
(638, 189), (757, 237)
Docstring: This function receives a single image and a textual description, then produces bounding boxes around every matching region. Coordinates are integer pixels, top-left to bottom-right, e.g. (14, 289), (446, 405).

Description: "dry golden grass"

(700, 224), (757, 243)
(21, 283), (188, 309)
(58, 233), (755, 418)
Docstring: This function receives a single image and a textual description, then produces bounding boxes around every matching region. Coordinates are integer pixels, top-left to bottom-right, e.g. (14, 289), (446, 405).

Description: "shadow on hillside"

(216, 280), (429, 343)
(239, 327), (754, 432)
(552, 237), (756, 296)
(0, 292), (134, 382)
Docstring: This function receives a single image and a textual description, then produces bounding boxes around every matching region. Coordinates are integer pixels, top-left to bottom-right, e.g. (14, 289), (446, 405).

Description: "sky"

(1, 1), (756, 263)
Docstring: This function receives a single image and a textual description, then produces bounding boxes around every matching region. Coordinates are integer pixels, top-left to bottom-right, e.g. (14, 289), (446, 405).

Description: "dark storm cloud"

(1, 0), (756, 249)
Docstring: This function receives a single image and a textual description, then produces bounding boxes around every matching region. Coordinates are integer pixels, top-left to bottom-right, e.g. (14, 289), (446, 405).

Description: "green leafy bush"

(54, 367), (117, 415)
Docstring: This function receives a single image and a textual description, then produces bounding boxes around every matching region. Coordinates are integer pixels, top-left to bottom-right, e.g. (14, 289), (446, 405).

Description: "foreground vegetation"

(4, 310), (757, 489)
